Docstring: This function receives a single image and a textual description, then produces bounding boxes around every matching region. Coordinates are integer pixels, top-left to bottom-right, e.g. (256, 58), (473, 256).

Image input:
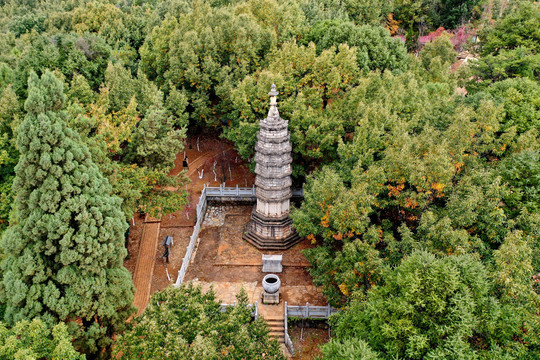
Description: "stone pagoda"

(243, 85), (300, 250)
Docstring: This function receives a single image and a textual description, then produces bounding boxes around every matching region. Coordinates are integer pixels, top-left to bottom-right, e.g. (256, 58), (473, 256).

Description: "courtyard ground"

(124, 136), (330, 357)
(124, 136), (255, 314)
(185, 204), (326, 306)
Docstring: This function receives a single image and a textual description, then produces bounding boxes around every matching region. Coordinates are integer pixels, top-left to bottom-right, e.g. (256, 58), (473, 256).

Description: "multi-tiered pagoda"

(243, 85), (300, 250)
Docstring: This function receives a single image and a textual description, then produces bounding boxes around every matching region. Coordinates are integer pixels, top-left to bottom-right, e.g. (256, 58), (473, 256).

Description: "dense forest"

(0, 0), (539, 358)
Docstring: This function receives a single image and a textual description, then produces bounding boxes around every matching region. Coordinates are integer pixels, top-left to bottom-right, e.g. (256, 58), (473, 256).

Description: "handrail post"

(306, 302), (309, 318)
(236, 184), (239, 195)
(284, 301), (288, 333)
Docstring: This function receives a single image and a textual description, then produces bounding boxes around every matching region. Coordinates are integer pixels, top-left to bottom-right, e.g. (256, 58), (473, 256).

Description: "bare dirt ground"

(185, 205), (326, 306)
(289, 324), (330, 360)
(125, 136), (329, 358)
(150, 226), (192, 294)
(123, 212), (145, 274)
(124, 136), (256, 311)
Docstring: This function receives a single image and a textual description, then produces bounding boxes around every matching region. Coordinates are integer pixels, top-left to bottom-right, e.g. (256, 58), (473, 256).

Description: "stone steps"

(244, 231), (301, 250)
(266, 317), (285, 344)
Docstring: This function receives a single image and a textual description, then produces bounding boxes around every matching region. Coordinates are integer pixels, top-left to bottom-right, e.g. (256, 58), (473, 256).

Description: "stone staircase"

(265, 315), (285, 344)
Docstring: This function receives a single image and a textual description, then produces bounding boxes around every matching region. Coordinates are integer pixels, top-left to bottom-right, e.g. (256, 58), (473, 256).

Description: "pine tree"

(0, 71), (135, 356)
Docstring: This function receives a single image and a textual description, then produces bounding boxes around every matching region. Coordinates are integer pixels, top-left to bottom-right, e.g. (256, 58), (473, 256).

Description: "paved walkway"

(132, 218), (161, 315)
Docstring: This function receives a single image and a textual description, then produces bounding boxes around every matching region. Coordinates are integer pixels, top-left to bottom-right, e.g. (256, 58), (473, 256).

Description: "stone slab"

(263, 291), (280, 304)
(262, 254), (283, 273)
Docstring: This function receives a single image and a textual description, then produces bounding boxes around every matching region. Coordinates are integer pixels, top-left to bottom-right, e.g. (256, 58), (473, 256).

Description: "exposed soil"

(150, 226), (192, 293)
(162, 135), (255, 229)
(185, 205), (326, 306)
(289, 324), (330, 360)
(124, 136), (328, 358)
(124, 136), (256, 309)
(123, 212), (145, 275)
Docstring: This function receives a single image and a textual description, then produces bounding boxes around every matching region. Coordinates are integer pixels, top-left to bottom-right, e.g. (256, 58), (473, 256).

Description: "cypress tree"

(0, 71), (135, 356)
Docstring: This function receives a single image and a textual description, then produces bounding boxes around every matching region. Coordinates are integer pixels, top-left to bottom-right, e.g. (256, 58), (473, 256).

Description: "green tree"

(426, 0), (483, 29)
(497, 150), (540, 216)
(480, 2), (540, 57)
(469, 2), (540, 87)
(67, 73), (95, 107)
(289, 66), (535, 305)
(0, 71), (135, 356)
(321, 337), (381, 360)
(0, 318), (84, 360)
(225, 42), (361, 177)
(116, 285), (285, 360)
(235, 0), (307, 45)
(419, 32), (457, 70)
(103, 62), (136, 113)
(0, 83), (20, 234)
(125, 92), (186, 171)
(140, 0), (274, 127)
(328, 251), (533, 359)
(393, 0), (481, 46)
(299, 0), (350, 25)
(466, 77), (540, 134)
(302, 20), (408, 72)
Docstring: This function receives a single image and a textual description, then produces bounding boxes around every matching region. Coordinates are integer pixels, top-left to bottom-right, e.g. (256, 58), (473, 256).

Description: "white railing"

(284, 301), (294, 355)
(205, 183), (256, 197)
(174, 184), (303, 286)
(174, 188), (207, 286)
(284, 302), (339, 355)
(286, 302), (338, 319)
(205, 184), (304, 198)
(220, 301), (259, 319)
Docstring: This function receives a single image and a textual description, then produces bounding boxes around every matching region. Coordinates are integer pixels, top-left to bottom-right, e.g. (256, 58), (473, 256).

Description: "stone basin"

(262, 274), (281, 294)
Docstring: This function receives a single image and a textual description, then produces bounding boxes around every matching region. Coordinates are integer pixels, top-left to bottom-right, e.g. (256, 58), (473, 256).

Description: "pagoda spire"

(243, 84), (300, 250)
(267, 84), (279, 119)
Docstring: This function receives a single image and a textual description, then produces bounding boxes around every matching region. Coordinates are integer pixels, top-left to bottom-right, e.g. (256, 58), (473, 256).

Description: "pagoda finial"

(268, 84), (278, 106)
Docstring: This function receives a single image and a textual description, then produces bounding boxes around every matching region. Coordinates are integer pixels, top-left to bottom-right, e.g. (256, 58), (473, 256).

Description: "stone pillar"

(243, 85), (301, 250)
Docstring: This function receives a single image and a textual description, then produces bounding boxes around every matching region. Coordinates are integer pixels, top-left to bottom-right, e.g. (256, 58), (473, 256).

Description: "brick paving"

(132, 219), (161, 315)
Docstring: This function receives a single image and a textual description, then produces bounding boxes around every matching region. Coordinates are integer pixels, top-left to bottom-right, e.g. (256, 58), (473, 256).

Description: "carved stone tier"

(244, 210), (301, 250)
(243, 84), (302, 250)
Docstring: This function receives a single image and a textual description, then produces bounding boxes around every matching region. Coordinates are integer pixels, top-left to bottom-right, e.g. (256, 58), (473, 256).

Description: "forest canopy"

(0, 0), (538, 359)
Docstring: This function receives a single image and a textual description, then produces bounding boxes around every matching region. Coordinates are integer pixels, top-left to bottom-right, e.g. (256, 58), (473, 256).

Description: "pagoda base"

(243, 211), (301, 250)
